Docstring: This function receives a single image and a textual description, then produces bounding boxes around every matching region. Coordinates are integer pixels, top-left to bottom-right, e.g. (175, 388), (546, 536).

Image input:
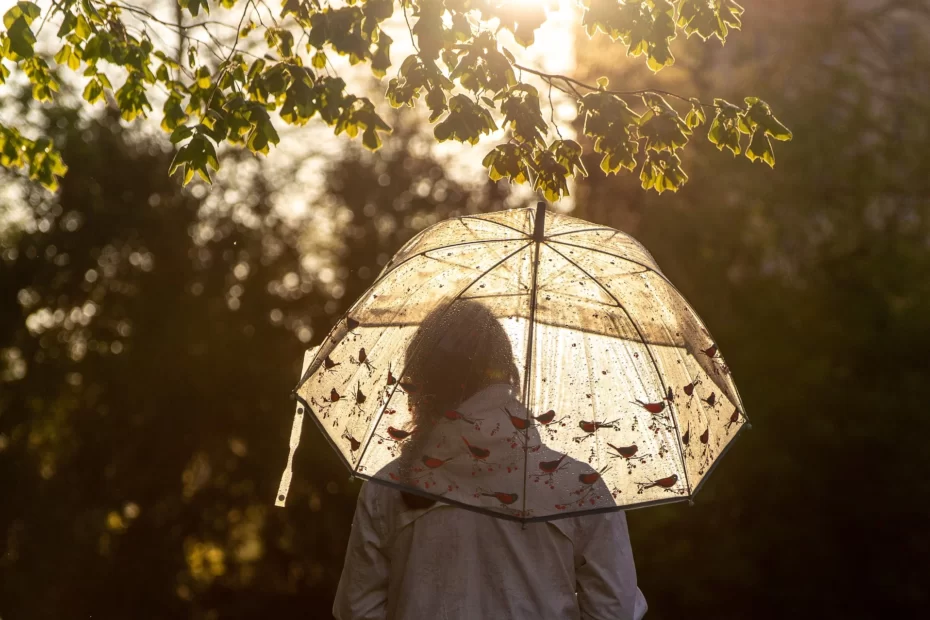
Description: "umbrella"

(276, 202), (748, 522)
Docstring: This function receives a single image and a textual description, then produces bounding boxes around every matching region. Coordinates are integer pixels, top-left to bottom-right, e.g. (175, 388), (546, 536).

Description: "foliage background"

(2, 1), (929, 619)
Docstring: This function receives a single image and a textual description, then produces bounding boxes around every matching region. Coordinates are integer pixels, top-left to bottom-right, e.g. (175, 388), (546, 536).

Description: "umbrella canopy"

(276, 203), (748, 522)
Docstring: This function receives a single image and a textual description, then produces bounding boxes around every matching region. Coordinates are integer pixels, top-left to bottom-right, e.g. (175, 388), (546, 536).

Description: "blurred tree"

(572, 0), (930, 618)
(0, 0), (787, 197)
(0, 97), (507, 618)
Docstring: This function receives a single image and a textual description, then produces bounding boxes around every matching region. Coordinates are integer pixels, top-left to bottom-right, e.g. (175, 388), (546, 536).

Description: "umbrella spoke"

(458, 212), (533, 238)
(544, 226), (618, 239)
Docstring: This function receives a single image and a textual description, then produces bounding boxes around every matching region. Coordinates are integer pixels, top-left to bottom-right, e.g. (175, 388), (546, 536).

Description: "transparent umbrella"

(276, 203), (748, 522)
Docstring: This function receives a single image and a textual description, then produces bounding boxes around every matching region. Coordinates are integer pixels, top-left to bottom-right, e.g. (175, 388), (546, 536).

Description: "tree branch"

(513, 63), (728, 110)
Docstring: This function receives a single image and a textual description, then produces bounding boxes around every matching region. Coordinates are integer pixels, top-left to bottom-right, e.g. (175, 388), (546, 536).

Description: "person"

(333, 300), (648, 619)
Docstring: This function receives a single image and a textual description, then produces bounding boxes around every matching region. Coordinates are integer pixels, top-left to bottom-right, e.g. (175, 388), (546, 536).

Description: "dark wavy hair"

(398, 299), (520, 509)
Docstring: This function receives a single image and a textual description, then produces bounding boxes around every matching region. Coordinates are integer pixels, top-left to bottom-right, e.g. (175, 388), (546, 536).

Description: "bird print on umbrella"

(608, 442), (647, 472)
(636, 474), (681, 494)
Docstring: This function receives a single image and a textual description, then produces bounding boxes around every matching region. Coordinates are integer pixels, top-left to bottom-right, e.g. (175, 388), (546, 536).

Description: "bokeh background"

(2, 1), (929, 618)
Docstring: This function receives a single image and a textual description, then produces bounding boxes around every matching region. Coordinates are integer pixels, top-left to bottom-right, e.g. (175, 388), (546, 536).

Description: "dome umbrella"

(276, 203), (748, 522)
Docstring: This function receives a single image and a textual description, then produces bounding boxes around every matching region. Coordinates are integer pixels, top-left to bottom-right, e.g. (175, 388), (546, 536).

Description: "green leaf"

(639, 150), (688, 194)
(195, 65), (211, 89)
(482, 143), (531, 185)
(169, 124), (194, 144)
(179, 0), (211, 19)
(746, 128), (775, 167)
(743, 96), (792, 141)
(6, 16), (37, 59)
(169, 133), (218, 185)
(685, 97), (706, 129)
(551, 139), (587, 178)
(707, 98), (742, 155)
(639, 93), (691, 152)
(82, 78), (104, 104)
(162, 94), (190, 132)
(57, 12), (76, 37)
(74, 14), (92, 41)
(3, 2), (40, 29)
(54, 44), (72, 66)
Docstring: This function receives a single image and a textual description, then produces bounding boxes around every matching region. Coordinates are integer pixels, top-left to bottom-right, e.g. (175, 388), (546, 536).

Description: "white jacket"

(333, 479), (648, 620)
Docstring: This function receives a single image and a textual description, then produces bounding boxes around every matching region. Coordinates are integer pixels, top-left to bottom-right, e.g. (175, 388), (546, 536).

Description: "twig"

(547, 81), (563, 140)
(403, 0), (419, 54)
(513, 63), (724, 109)
(35, 0), (64, 38)
(204, 0), (254, 118)
(114, 3), (237, 31)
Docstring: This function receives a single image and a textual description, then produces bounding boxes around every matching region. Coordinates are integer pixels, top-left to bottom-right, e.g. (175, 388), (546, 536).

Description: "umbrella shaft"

(533, 201), (547, 242)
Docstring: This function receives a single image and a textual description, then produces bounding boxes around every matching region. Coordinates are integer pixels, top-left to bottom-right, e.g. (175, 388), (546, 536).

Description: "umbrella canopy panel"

(291, 206), (746, 522)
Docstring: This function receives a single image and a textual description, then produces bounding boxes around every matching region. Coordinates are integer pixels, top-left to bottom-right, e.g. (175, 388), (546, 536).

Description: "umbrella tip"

(688, 499), (695, 507)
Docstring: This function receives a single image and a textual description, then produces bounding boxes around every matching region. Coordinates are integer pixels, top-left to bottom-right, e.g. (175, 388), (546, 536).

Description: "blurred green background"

(2, 1), (928, 618)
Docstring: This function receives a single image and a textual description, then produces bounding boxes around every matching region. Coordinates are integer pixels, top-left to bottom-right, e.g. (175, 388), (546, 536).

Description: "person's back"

(334, 480), (648, 620)
(334, 300), (648, 619)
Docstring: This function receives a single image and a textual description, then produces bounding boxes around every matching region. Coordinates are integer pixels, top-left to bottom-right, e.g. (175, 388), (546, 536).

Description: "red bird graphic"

(482, 492), (519, 505)
(640, 474), (679, 490)
(387, 426), (416, 441)
(684, 379), (701, 396)
(578, 471), (602, 485)
(578, 419), (618, 433)
(607, 443), (639, 459)
(421, 455), (453, 469)
(701, 344), (718, 358)
(462, 436), (490, 460)
(504, 407), (530, 430)
(534, 409), (557, 425)
(444, 409), (476, 424)
(632, 399), (665, 414)
(699, 428), (709, 445)
(539, 454), (568, 473)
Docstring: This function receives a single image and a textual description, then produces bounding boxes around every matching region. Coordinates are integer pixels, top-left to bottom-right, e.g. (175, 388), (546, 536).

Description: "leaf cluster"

(0, 0), (789, 197)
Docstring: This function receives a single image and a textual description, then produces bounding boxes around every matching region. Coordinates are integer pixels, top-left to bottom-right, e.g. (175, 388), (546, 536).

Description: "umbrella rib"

(518, 234), (544, 521)
(548, 240), (667, 280)
(354, 242), (533, 470)
(544, 227), (618, 239)
(367, 238), (519, 288)
(458, 213), (532, 238)
(545, 244), (693, 496)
